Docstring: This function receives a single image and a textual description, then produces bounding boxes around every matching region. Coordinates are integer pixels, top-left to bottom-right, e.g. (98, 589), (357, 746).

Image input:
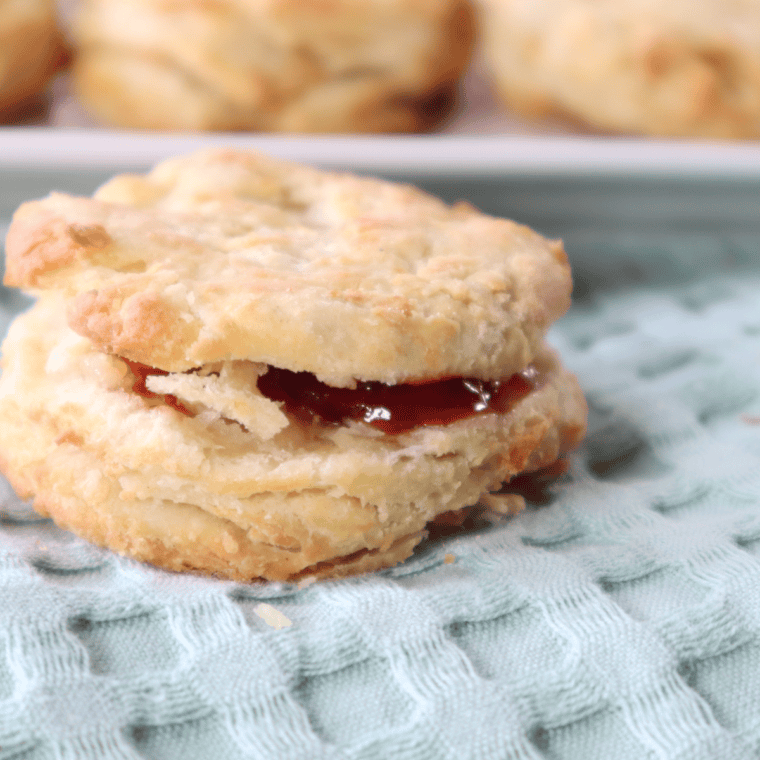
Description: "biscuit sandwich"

(0, 149), (586, 581)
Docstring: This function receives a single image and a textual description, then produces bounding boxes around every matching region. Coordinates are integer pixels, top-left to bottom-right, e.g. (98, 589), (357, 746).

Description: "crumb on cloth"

(253, 602), (292, 630)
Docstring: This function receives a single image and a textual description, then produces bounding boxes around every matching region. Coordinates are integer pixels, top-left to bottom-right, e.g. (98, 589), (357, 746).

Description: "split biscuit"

(0, 149), (586, 581)
(477, 0), (760, 138)
(0, 0), (67, 119)
(71, 0), (474, 132)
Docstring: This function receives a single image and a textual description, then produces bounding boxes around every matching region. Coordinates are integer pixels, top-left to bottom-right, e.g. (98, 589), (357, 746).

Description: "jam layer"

(123, 358), (194, 417)
(257, 366), (536, 435)
(123, 358), (537, 435)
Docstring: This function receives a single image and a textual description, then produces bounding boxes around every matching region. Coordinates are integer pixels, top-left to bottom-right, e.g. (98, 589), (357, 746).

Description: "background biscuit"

(0, 0), (67, 119)
(477, 0), (760, 138)
(71, 0), (474, 132)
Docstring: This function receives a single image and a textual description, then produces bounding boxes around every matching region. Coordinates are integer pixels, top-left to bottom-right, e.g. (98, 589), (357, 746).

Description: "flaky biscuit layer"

(5, 149), (572, 386)
(478, 0), (760, 138)
(71, 0), (473, 132)
(0, 0), (67, 116)
(0, 296), (586, 581)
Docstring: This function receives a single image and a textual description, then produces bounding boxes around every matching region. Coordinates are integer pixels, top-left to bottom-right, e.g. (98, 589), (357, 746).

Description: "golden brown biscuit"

(0, 149), (587, 581)
(0, 0), (67, 119)
(477, 0), (760, 138)
(5, 149), (572, 386)
(71, 0), (474, 132)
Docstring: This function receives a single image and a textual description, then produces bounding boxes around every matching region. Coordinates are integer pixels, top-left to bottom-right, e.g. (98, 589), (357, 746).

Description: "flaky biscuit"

(0, 150), (586, 580)
(0, 296), (586, 581)
(71, 0), (473, 132)
(477, 0), (760, 138)
(5, 149), (572, 386)
(0, 0), (67, 118)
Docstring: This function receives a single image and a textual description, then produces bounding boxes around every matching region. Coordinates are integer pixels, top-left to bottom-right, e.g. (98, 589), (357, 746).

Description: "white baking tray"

(1, 129), (760, 177)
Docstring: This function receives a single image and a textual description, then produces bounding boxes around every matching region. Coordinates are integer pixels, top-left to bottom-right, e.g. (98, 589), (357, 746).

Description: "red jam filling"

(122, 358), (194, 417)
(256, 366), (536, 435)
(122, 358), (537, 434)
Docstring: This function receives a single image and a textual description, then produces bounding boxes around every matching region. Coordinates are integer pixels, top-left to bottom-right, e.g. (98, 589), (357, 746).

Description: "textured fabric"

(1, 170), (760, 759)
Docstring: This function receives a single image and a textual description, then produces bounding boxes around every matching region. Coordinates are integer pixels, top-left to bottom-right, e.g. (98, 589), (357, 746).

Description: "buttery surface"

(5, 149), (572, 385)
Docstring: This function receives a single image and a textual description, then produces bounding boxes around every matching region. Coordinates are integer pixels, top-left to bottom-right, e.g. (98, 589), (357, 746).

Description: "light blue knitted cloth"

(0, 169), (759, 759)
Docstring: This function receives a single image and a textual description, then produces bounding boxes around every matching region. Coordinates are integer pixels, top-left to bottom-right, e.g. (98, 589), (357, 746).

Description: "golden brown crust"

(4, 210), (112, 286)
(477, 0), (760, 138)
(71, 0), (474, 132)
(0, 0), (68, 117)
(0, 295), (587, 581)
(4, 149), (572, 386)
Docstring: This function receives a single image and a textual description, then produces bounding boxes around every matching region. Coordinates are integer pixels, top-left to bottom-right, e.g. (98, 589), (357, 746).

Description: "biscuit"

(477, 0), (760, 138)
(5, 149), (573, 386)
(0, 149), (586, 581)
(70, 0), (474, 132)
(0, 0), (67, 118)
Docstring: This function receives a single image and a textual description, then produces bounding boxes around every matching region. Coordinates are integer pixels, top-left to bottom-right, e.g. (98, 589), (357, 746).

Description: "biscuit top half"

(4, 149), (571, 386)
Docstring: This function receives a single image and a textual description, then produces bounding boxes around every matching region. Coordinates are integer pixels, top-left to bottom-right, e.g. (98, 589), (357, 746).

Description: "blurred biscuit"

(478, 0), (760, 138)
(71, 0), (474, 132)
(0, 0), (67, 118)
(0, 149), (587, 581)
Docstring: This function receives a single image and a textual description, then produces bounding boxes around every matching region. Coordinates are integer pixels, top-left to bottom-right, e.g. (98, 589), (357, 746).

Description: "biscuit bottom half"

(0, 297), (587, 581)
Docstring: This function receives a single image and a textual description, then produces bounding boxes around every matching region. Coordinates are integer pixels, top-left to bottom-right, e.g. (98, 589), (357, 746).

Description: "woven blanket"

(0, 169), (759, 759)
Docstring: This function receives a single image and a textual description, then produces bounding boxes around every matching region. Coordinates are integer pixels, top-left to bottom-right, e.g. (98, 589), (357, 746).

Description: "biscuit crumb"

(479, 492), (526, 515)
(297, 576), (317, 589)
(444, 553), (456, 564)
(253, 602), (292, 630)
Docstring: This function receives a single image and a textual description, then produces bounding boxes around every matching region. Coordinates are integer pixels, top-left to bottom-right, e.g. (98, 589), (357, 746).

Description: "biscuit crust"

(0, 0), (67, 117)
(71, 0), (473, 132)
(4, 149), (572, 386)
(478, 0), (760, 138)
(0, 296), (587, 581)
